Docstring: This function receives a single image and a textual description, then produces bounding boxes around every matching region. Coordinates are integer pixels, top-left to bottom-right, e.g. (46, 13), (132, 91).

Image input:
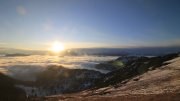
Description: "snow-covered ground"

(43, 56), (180, 101)
(88, 56), (180, 95)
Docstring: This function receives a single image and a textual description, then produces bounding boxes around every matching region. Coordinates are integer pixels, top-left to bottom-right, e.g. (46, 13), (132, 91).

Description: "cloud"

(16, 6), (27, 15)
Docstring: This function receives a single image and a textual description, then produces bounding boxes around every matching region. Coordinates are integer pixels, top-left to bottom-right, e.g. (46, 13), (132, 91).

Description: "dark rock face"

(95, 53), (179, 87)
(0, 73), (26, 101)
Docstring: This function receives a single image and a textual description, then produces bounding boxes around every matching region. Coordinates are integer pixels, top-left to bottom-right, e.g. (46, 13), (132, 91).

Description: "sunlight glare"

(50, 41), (65, 53)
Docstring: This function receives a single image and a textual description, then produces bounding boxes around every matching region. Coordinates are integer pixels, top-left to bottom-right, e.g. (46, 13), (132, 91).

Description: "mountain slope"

(0, 73), (26, 101)
(41, 53), (180, 101)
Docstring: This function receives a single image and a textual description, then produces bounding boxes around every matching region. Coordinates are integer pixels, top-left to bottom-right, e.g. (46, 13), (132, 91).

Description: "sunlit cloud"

(16, 6), (27, 15)
(0, 55), (117, 80)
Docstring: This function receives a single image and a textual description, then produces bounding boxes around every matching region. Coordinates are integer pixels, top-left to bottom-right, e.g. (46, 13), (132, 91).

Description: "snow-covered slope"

(41, 54), (180, 101)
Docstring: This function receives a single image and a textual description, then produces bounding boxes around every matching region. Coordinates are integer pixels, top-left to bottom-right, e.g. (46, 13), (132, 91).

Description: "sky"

(0, 0), (180, 50)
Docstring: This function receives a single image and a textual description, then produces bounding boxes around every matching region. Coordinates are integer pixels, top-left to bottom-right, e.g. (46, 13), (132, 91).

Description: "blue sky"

(0, 0), (180, 50)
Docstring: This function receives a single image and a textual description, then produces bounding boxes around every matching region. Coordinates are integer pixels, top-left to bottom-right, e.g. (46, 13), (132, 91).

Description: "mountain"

(0, 65), (104, 100)
(16, 66), (103, 97)
(0, 52), (179, 101)
(63, 47), (180, 56)
(34, 53), (180, 101)
(95, 53), (179, 87)
(0, 73), (26, 101)
(4, 53), (30, 57)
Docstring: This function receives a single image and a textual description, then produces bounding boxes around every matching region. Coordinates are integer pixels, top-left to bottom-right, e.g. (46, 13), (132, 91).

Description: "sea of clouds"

(0, 55), (118, 81)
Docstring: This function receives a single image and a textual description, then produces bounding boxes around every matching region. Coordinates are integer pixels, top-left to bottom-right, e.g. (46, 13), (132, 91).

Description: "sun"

(50, 41), (65, 53)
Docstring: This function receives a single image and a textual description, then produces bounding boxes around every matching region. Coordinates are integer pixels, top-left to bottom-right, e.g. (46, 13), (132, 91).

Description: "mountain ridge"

(33, 53), (180, 101)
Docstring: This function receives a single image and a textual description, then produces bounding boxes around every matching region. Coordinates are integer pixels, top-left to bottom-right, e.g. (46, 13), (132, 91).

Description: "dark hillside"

(0, 73), (26, 101)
